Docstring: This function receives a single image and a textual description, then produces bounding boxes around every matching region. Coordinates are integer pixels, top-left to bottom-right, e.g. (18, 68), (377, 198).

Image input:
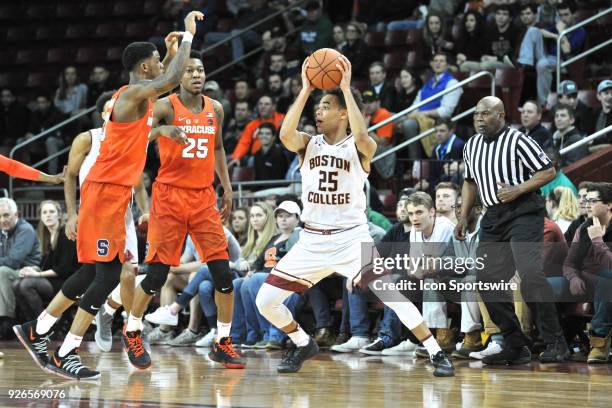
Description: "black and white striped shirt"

(463, 126), (552, 208)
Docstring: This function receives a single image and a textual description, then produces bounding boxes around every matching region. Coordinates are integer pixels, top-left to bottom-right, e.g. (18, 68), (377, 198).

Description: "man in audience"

(368, 62), (396, 112)
(0, 89), (29, 147)
(540, 148), (577, 199)
(435, 182), (459, 225)
(552, 80), (594, 135)
(230, 95), (285, 166)
(224, 101), (251, 154)
(362, 90), (395, 180)
(590, 79), (612, 152)
(564, 181), (593, 244)
(518, 100), (551, 148)
(233, 80), (255, 106)
(87, 66), (114, 126)
(552, 104), (587, 165)
(299, 1), (333, 55)
(266, 73), (285, 103)
(430, 118), (464, 185)
(401, 53), (462, 159)
(20, 94), (65, 167)
(534, 1), (587, 106)
(253, 123), (288, 182)
(0, 198), (41, 338)
(563, 182), (612, 363)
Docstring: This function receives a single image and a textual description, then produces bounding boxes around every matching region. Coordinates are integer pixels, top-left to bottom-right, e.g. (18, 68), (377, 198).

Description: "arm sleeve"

(516, 133), (552, 173)
(0, 226), (39, 269)
(231, 121), (257, 160)
(436, 79), (462, 118)
(590, 237), (612, 270)
(0, 155), (41, 181)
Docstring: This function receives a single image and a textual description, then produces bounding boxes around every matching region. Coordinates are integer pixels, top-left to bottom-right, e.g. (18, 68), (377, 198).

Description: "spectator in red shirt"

(362, 90), (394, 180)
(230, 95), (285, 166)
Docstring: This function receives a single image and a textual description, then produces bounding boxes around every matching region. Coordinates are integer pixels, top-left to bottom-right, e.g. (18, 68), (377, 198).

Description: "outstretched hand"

(335, 55), (352, 91)
(184, 11), (205, 35)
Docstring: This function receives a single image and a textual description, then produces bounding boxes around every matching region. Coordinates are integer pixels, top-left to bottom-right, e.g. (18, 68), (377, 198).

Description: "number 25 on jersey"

(182, 137), (209, 158)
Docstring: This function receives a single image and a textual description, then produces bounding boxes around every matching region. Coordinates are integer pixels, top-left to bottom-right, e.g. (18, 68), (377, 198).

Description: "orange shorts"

(145, 182), (228, 266)
(77, 181), (133, 264)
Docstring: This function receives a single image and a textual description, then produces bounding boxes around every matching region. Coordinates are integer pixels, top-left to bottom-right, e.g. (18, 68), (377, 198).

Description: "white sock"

(36, 310), (58, 335)
(58, 332), (83, 357)
(217, 321), (231, 341)
(423, 335), (442, 357)
(103, 302), (117, 316)
(126, 314), (143, 332)
(287, 325), (310, 347)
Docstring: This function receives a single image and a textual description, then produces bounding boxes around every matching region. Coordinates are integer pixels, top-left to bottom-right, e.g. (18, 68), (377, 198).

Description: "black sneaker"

(482, 345), (531, 365)
(209, 337), (246, 369)
(124, 330), (151, 369)
(359, 338), (387, 355)
(431, 351), (455, 377)
(277, 337), (319, 373)
(46, 349), (100, 380)
(539, 337), (570, 363)
(13, 320), (53, 370)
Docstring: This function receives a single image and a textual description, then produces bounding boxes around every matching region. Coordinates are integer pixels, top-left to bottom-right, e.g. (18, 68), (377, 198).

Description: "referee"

(456, 96), (569, 365)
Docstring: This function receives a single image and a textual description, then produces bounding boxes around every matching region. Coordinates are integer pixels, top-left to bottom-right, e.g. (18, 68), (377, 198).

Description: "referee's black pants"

(476, 195), (563, 348)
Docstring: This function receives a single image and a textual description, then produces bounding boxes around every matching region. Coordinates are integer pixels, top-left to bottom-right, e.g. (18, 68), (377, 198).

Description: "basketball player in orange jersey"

(0, 155), (63, 184)
(255, 57), (454, 376)
(123, 51), (244, 369)
(12, 11), (204, 380)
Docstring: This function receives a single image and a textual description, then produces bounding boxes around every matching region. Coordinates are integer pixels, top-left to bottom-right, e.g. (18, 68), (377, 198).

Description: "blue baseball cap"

(597, 79), (612, 94)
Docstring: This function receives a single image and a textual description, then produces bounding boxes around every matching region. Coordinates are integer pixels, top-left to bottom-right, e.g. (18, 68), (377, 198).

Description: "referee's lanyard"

(435, 134), (456, 160)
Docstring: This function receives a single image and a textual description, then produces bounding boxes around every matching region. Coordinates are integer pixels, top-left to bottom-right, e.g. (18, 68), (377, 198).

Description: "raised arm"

(278, 58), (314, 156)
(117, 12), (204, 106)
(212, 99), (233, 223)
(64, 131), (92, 240)
(161, 31), (182, 68)
(336, 56), (377, 168)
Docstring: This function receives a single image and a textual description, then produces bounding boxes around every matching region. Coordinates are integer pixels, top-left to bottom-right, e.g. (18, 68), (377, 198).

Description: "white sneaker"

(330, 336), (370, 353)
(195, 328), (217, 348)
(469, 341), (502, 360)
(146, 326), (174, 345)
(381, 339), (418, 356)
(145, 305), (179, 326)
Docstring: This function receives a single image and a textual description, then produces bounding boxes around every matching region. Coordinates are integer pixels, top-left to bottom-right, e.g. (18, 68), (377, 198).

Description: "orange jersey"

(86, 85), (152, 187)
(155, 94), (218, 189)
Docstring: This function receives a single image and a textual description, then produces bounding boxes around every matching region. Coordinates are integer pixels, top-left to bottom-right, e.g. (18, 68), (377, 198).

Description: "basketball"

(306, 48), (344, 90)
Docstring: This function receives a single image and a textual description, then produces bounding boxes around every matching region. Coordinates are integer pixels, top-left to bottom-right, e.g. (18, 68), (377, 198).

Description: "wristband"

(182, 31), (194, 43)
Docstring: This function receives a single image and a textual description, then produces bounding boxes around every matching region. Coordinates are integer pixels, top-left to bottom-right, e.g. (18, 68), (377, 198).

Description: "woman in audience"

(340, 21), (371, 81)
(546, 186), (579, 234)
(230, 207), (250, 247)
(13, 200), (79, 321)
(231, 202), (278, 346)
(419, 13), (454, 68)
(54, 66), (88, 116)
(394, 67), (422, 112)
(455, 10), (487, 71)
(332, 24), (346, 51)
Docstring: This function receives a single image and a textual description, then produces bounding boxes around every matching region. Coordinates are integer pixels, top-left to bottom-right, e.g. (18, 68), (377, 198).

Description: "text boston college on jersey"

(307, 153), (352, 205)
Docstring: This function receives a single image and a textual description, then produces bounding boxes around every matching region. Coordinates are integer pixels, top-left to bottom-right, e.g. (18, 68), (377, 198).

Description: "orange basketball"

(306, 48), (344, 90)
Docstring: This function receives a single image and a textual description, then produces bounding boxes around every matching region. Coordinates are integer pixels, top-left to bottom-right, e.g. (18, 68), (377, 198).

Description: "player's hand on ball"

(184, 11), (204, 35)
(65, 214), (78, 241)
(300, 58), (315, 92)
(496, 182), (522, 203)
(335, 55), (352, 91)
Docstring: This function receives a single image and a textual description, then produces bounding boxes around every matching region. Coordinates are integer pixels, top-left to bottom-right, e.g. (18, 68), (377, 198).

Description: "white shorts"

(125, 206), (138, 265)
(267, 224), (373, 293)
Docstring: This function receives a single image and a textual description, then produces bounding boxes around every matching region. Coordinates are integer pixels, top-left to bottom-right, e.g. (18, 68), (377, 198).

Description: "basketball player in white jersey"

(63, 91), (153, 352)
(255, 57), (455, 376)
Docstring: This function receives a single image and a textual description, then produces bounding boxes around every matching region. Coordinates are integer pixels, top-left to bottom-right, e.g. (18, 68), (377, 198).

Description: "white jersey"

(79, 127), (103, 186)
(300, 134), (368, 229)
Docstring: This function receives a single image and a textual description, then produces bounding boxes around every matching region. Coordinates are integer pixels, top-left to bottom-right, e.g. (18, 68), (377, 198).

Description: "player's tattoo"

(149, 41), (192, 94)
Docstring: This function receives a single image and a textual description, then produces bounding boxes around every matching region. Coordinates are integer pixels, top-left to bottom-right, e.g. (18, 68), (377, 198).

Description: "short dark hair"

(556, 0), (576, 13)
(496, 4), (513, 14)
(96, 90), (116, 114)
(189, 50), (203, 61)
(555, 103), (575, 118)
(257, 122), (276, 136)
(431, 51), (448, 62)
(578, 181), (594, 191)
(122, 42), (157, 72)
(587, 182), (612, 204)
(523, 99), (542, 114)
(324, 87), (364, 111)
(520, 2), (537, 14)
(434, 117), (454, 129)
(369, 61), (385, 72)
(435, 182), (459, 195)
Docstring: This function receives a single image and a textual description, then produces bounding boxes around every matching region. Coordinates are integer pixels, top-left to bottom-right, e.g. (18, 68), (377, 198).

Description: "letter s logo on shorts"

(97, 239), (110, 256)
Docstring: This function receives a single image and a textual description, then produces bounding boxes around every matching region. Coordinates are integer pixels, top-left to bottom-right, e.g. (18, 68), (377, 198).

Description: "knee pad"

(61, 264), (96, 301)
(79, 259), (122, 314)
(140, 263), (171, 295)
(208, 259), (233, 294)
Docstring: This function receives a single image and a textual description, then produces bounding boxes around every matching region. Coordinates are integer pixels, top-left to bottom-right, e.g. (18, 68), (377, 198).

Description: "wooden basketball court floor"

(1, 341), (611, 407)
